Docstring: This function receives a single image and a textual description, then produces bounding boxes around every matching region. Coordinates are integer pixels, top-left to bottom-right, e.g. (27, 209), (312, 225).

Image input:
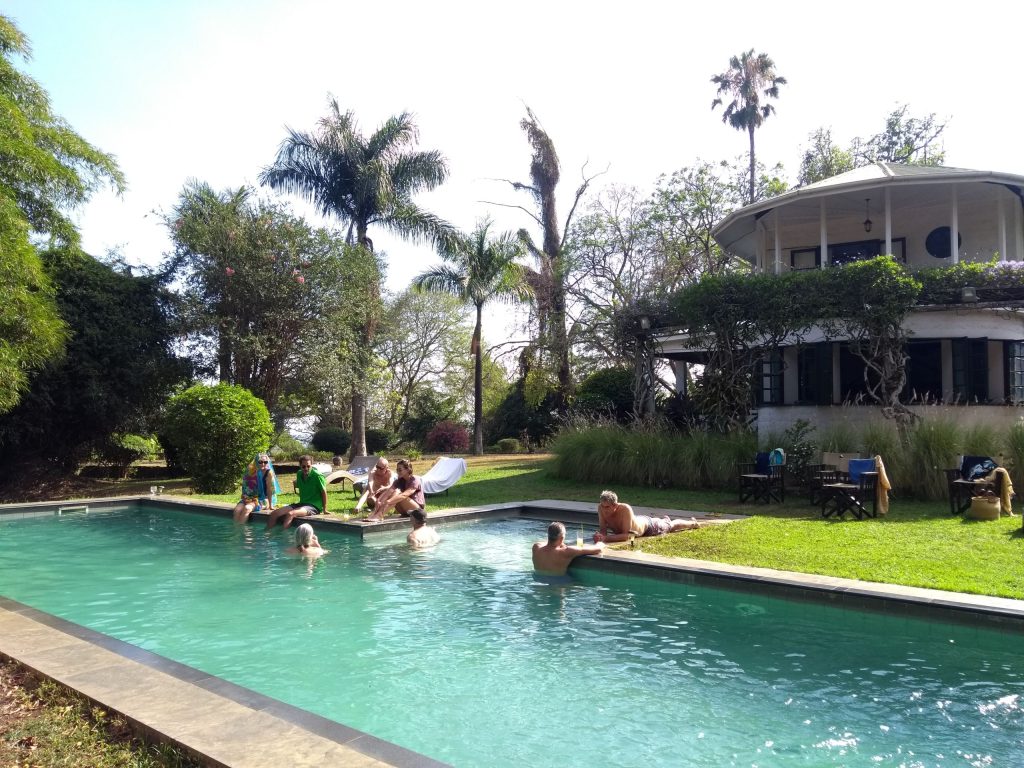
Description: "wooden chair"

(821, 458), (878, 519)
(738, 452), (785, 504)
(944, 455), (1003, 515)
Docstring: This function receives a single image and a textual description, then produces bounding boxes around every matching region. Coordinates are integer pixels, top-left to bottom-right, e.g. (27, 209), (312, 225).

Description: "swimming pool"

(1, 505), (1022, 766)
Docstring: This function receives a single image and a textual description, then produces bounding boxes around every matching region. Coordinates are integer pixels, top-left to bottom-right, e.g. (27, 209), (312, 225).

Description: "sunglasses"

(258, 461), (269, 465)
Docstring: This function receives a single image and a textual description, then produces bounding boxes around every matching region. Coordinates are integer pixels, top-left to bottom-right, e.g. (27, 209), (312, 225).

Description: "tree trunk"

(473, 303), (484, 455)
(349, 224), (375, 460)
(748, 125), (756, 205)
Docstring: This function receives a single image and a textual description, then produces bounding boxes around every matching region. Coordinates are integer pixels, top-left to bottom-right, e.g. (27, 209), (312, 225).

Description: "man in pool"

(407, 508), (440, 548)
(593, 489), (699, 543)
(532, 521), (605, 576)
(266, 455), (328, 530)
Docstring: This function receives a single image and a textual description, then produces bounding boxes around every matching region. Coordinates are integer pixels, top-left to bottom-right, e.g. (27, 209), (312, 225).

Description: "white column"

(819, 199), (828, 268)
(950, 185), (959, 263)
(884, 187), (892, 257)
(774, 214), (781, 275)
(999, 194), (1007, 262)
(756, 219), (765, 272)
(1017, 198), (1024, 261)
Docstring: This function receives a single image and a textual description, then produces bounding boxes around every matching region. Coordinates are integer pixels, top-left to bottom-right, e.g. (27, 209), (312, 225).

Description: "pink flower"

(225, 267), (235, 276)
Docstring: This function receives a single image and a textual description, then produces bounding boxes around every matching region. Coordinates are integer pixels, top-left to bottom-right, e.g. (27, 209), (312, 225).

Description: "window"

(838, 345), (870, 402)
(756, 350), (784, 406)
(904, 341), (942, 403)
(951, 339), (988, 403)
(797, 343), (832, 405)
(788, 238), (906, 270)
(1005, 342), (1024, 404)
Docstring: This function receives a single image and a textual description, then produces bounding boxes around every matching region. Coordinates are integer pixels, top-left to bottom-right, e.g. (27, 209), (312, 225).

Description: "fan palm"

(711, 50), (786, 204)
(414, 219), (532, 454)
(260, 100), (453, 456)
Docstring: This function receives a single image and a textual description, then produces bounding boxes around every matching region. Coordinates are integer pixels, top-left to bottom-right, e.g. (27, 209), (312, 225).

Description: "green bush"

(779, 419), (817, 486)
(575, 367), (634, 421)
(1005, 421), (1024, 492)
(310, 427), (351, 455)
(365, 429), (395, 454)
(495, 437), (521, 453)
(271, 433), (305, 460)
(95, 433), (160, 478)
(161, 383), (273, 493)
(901, 419), (959, 500)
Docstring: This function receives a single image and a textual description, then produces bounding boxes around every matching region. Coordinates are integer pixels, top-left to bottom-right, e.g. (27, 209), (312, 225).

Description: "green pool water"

(1, 506), (1022, 766)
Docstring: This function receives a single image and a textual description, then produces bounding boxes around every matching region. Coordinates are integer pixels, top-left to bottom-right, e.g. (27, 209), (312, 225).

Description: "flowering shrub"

(425, 421), (470, 453)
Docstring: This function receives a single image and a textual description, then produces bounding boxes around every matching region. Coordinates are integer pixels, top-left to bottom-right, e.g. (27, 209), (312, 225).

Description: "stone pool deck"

(2, 496), (1024, 766)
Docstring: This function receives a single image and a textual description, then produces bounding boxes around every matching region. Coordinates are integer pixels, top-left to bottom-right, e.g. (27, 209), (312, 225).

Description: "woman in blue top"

(232, 453), (280, 522)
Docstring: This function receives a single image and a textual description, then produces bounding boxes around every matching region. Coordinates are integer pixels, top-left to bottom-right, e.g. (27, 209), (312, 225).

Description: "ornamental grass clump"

(902, 418), (960, 500)
(1004, 421), (1024, 492)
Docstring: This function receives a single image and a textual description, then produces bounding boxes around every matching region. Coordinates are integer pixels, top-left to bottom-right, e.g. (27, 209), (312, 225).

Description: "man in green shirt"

(266, 455), (328, 529)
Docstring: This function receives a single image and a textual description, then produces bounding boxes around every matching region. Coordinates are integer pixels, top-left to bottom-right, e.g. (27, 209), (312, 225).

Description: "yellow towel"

(874, 455), (892, 515)
(982, 467), (1015, 516)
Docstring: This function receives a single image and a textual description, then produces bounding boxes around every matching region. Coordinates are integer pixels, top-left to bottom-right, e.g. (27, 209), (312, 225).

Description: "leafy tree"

(575, 367), (635, 421)
(0, 15), (124, 413)
(425, 421), (470, 454)
(161, 383), (273, 493)
(798, 128), (854, 186)
(260, 100), (453, 457)
(310, 426), (351, 455)
(799, 107), (947, 185)
(502, 108), (601, 411)
(414, 218), (532, 454)
(166, 181), (372, 418)
(401, 388), (464, 447)
(710, 49), (787, 204)
(855, 105), (947, 167)
(0, 249), (188, 469)
(820, 257), (921, 433)
(371, 289), (470, 437)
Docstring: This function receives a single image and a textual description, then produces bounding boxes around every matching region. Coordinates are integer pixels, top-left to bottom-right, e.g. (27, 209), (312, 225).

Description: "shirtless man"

(532, 521), (605, 576)
(355, 458), (393, 513)
(364, 459), (424, 521)
(593, 490), (698, 543)
(407, 508), (440, 548)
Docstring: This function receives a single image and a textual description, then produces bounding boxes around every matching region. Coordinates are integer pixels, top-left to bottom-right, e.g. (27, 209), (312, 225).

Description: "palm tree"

(711, 50), (786, 204)
(260, 100), (453, 457)
(414, 218), (532, 455)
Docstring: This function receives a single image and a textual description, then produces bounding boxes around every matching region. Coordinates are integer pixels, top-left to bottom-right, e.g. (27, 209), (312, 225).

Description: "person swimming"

(285, 523), (327, 558)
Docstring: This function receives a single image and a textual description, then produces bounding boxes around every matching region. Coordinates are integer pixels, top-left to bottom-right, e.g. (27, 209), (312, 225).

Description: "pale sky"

(8, 0), (1024, 300)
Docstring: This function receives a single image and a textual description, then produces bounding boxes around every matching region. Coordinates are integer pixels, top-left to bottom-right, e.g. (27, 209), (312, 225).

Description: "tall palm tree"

(414, 218), (532, 455)
(260, 100), (453, 457)
(711, 50), (786, 204)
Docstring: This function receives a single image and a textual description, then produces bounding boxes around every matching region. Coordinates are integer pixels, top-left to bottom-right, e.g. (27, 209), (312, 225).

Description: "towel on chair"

(982, 466), (1015, 516)
(874, 455), (892, 515)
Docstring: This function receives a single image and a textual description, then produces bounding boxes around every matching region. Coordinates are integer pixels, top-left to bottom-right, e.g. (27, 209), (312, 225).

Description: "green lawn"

(188, 455), (1024, 600)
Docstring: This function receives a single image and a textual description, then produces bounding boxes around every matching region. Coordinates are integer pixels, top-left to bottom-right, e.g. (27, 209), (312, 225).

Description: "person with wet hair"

(532, 521), (604, 576)
(407, 508), (440, 548)
(285, 523), (327, 558)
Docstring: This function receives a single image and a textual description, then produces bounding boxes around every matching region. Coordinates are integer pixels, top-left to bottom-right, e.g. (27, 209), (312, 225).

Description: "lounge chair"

(323, 455), (380, 498)
(422, 456), (467, 496)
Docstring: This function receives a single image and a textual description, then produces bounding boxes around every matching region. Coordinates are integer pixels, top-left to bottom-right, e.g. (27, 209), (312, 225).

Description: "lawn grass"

(184, 454), (1024, 600)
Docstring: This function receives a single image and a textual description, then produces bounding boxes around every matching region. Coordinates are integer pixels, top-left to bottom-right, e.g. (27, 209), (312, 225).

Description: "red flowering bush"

(425, 421), (470, 453)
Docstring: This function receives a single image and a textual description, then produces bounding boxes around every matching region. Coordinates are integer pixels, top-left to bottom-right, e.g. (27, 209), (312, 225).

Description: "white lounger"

(422, 456), (467, 495)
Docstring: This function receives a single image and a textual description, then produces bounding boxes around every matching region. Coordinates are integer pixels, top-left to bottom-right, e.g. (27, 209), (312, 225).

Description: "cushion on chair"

(754, 452), (770, 475)
(847, 459), (875, 483)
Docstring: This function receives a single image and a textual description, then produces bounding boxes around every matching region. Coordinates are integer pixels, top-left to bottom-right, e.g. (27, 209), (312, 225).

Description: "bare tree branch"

(479, 199), (543, 227)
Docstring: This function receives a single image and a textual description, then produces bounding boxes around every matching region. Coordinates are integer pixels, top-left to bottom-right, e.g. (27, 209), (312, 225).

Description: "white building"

(655, 163), (1024, 434)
